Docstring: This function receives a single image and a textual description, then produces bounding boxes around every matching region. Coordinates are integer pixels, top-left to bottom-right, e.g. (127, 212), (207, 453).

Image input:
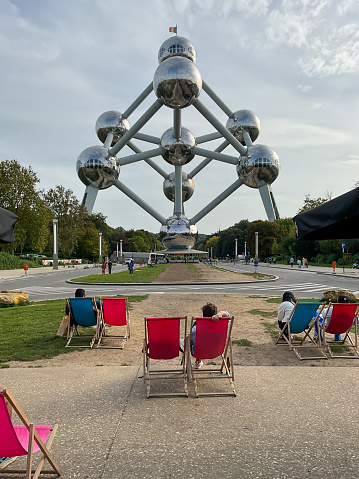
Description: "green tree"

(43, 186), (88, 257)
(76, 224), (101, 260)
(216, 220), (250, 258)
(297, 195), (328, 214)
(205, 236), (219, 257)
(245, 220), (286, 258)
(0, 160), (53, 253)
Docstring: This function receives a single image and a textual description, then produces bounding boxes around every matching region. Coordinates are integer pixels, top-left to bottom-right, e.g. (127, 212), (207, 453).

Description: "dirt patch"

(152, 262), (258, 283)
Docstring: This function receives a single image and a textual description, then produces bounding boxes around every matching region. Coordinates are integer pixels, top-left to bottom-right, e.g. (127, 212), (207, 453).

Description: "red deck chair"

(143, 316), (188, 398)
(187, 316), (236, 397)
(97, 297), (130, 349)
(0, 389), (61, 479)
(321, 303), (359, 358)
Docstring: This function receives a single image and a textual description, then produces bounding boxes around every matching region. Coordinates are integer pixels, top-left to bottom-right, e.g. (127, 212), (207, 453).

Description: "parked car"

(125, 258), (133, 264)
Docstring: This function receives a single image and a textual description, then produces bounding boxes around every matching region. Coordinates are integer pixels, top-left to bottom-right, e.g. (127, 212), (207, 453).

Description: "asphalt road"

(2, 262), (359, 302)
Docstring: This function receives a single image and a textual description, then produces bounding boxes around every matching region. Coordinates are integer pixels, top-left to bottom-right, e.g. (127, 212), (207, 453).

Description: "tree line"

(0, 160), (162, 261)
(1, 159), (357, 265)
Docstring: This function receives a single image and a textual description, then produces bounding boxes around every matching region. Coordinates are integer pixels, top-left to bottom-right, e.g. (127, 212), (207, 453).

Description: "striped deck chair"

(322, 303), (359, 358)
(0, 389), (61, 479)
(276, 302), (327, 360)
(143, 316), (188, 399)
(65, 297), (99, 348)
(97, 297), (130, 349)
(187, 316), (236, 397)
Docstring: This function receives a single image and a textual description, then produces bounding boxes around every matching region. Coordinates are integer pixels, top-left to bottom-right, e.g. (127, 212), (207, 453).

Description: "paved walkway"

(2, 365), (359, 478)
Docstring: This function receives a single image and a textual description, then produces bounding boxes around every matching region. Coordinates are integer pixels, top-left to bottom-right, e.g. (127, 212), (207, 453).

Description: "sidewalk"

(2, 365), (359, 478)
(237, 261), (359, 278)
(0, 265), (94, 280)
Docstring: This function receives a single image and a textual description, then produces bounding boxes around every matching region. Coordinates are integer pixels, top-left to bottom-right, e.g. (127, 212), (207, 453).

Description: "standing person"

(102, 261), (106, 274)
(273, 257), (276, 265)
(189, 302), (230, 369)
(297, 259), (301, 268)
(290, 257), (294, 268)
(128, 260), (134, 274)
(108, 259), (112, 274)
(277, 291), (296, 340)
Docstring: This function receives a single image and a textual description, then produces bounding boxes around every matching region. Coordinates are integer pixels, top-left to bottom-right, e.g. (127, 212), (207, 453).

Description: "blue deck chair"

(65, 297), (100, 348)
(276, 302), (327, 360)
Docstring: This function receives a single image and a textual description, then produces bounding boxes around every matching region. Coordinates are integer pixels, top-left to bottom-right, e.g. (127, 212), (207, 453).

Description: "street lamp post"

(235, 238), (238, 260)
(255, 232), (259, 261)
(53, 218), (58, 270)
(99, 232), (102, 264)
(120, 239), (123, 264)
(116, 242), (119, 264)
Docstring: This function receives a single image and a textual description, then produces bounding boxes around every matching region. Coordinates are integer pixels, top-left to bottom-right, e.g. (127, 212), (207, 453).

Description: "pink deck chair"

(187, 316), (236, 397)
(0, 389), (61, 479)
(143, 316), (188, 398)
(322, 303), (359, 358)
(97, 297), (130, 349)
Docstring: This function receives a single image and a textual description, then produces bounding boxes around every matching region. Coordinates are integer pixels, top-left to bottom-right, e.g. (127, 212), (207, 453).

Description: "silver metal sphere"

(95, 111), (130, 146)
(237, 144), (280, 189)
(158, 36), (197, 64)
(153, 56), (202, 109)
(160, 127), (196, 165)
(226, 110), (260, 145)
(76, 145), (119, 190)
(160, 215), (198, 250)
(163, 171), (195, 202)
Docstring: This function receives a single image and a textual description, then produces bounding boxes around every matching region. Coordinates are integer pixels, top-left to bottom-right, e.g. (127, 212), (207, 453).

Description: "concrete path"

(2, 365), (359, 478)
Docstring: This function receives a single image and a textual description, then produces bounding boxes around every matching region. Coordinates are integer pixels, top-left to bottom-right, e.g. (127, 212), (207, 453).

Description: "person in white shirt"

(277, 291), (296, 339)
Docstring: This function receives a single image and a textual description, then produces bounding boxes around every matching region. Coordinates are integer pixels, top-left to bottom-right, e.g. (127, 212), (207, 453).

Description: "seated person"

(277, 291), (296, 339)
(65, 288), (100, 324)
(190, 302), (230, 369)
(314, 295), (350, 341)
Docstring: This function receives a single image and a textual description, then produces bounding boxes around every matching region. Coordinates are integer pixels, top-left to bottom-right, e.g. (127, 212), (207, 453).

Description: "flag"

(169, 26), (177, 33)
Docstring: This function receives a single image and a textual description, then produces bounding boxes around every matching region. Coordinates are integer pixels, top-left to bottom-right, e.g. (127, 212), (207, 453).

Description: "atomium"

(158, 36), (197, 64)
(161, 127), (196, 165)
(163, 171), (194, 202)
(160, 215), (198, 250)
(96, 111), (130, 146)
(77, 145), (119, 190)
(77, 33), (281, 253)
(226, 110), (260, 145)
(237, 144), (280, 188)
(153, 56), (202, 109)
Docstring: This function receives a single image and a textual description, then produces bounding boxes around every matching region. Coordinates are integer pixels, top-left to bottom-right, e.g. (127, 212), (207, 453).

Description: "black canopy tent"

(0, 207), (19, 244)
(293, 187), (359, 241)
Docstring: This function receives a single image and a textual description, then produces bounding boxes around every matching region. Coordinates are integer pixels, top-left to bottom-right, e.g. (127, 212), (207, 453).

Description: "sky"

(1, 0), (359, 236)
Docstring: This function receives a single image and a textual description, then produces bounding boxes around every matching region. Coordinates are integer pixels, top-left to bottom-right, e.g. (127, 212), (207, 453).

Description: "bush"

(0, 252), (24, 270)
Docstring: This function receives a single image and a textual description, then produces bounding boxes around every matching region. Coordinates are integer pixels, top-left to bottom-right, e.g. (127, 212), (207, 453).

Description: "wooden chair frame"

(0, 389), (61, 479)
(65, 297), (100, 348)
(97, 297), (130, 349)
(187, 316), (236, 397)
(321, 303), (359, 358)
(143, 316), (188, 399)
(276, 302), (327, 360)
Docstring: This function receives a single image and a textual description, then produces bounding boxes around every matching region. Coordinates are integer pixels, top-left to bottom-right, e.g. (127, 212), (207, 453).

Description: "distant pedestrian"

(290, 257), (294, 268)
(128, 260), (134, 274)
(102, 261), (106, 274)
(273, 258), (276, 265)
(297, 259), (301, 268)
(108, 260), (112, 274)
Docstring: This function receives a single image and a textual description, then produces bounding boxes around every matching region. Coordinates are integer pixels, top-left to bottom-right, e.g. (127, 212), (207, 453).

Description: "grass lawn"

(0, 295), (147, 364)
(71, 263), (170, 283)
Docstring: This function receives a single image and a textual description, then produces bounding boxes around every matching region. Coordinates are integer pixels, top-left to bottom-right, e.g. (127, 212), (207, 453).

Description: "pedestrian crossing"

(8, 281), (359, 301)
